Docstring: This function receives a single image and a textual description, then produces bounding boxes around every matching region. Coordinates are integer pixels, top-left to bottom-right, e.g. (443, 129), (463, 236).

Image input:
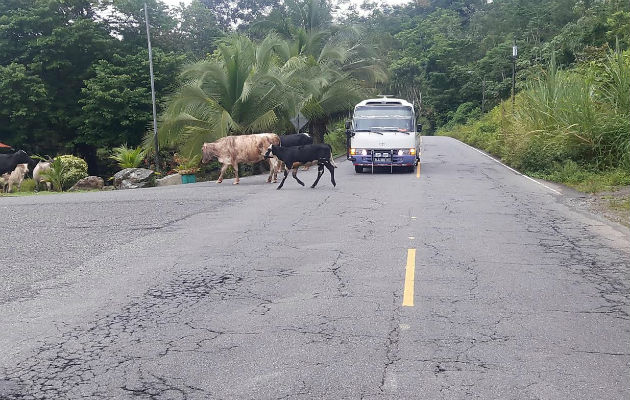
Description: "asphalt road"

(1, 136), (629, 399)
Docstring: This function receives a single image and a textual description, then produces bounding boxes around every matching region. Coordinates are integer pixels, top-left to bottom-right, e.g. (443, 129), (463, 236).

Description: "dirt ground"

(568, 186), (630, 228)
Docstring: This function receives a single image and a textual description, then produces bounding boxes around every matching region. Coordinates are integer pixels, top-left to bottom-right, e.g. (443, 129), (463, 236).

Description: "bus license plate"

(375, 152), (391, 162)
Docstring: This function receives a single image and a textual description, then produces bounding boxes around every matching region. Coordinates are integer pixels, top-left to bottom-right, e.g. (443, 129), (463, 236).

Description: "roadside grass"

(531, 162), (630, 193)
(606, 197), (630, 212)
(0, 178), (103, 197)
(440, 49), (629, 196)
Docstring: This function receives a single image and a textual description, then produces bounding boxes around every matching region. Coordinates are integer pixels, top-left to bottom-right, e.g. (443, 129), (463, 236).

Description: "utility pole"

(512, 39), (517, 111)
(144, 3), (160, 172)
(482, 77), (486, 113)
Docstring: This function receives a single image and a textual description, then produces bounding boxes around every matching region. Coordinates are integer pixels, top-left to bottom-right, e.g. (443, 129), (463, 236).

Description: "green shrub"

(110, 144), (147, 169)
(41, 157), (68, 191)
(17, 178), (36, 192)
(451, 102), (481, 126)
(57, 155), (88, 190)
(325, 123), (347, 157)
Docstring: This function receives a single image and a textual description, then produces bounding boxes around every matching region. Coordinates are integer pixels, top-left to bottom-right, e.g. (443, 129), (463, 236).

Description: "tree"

(0, 64), (50, 152)
(0, 0), (114, 154)
(151, 35), (307, 155)
(199, 0), (281, 31)
(96, 0), (178, 51)
(171, 0), (224, 58)
(253, 0), (386, 142)
(78, 49), (185, 149)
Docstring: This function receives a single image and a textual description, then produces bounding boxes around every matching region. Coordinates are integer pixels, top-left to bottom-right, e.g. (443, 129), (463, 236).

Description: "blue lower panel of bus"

(351, 154), (416, 166)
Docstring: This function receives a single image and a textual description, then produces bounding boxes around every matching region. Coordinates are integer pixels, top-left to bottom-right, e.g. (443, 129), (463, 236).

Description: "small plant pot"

(181, 174), (196, 184)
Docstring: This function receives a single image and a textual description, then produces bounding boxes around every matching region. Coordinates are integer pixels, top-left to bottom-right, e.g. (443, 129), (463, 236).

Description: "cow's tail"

(328, 144), (337, 168)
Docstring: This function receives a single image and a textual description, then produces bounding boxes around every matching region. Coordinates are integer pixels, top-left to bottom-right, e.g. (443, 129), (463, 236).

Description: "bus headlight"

(350, 148), (368, 156)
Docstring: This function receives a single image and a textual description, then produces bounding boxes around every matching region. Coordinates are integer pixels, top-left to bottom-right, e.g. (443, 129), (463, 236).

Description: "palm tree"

(254, 0), (388, 142)
(146, 34), (306, 155)
(298, 26), (388, 142)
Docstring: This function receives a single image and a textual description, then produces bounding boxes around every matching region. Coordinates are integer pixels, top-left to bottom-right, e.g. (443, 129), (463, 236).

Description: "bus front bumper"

(349, 154), (417, 166)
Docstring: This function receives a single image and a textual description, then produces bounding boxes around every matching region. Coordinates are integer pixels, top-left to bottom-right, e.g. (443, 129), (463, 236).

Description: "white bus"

(346, 97), (421, 173)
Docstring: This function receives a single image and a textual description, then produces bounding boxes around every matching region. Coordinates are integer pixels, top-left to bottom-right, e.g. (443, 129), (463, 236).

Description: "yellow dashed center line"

(402, 248), (416, 307)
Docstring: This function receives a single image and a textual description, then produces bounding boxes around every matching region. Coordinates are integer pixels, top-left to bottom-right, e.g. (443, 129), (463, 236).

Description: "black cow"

(0, 150), (36, 175)
(265, 144), (336, 189)
(279, 133), (313, 147)
(276, 133), (315, 172)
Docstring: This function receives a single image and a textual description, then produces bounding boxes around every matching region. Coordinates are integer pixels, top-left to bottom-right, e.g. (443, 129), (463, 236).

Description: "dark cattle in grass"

(0, 150), (36, 175)
(264, 144), (336, 190)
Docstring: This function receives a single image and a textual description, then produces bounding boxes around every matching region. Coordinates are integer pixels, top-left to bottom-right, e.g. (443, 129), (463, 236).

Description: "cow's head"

(263, 144), (276, 159)
(201, 143), (216, 163)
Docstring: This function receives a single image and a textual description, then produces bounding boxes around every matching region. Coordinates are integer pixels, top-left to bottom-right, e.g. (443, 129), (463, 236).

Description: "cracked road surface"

(1, 136), (629, 399)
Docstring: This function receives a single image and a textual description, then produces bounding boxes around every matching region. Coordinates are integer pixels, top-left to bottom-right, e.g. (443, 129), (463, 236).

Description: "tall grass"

(517, 51), (629, 170)
(439, 49), (630, 188)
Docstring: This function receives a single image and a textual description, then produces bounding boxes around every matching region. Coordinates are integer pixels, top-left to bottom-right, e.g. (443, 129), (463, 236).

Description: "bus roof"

(355, 97), (414, 109)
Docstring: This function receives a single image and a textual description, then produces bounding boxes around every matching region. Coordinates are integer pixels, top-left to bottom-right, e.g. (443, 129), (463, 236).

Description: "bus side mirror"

(345, 120), (352, 130)
(417, 123), (423, 132)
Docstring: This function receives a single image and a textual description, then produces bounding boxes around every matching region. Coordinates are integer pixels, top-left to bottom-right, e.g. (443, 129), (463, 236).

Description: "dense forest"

(1, 0), (628, 180)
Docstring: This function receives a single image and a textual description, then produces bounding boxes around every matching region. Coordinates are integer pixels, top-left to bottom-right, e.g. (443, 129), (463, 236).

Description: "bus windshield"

(353, 106), (414, 132)
(354, 118), (413, 132)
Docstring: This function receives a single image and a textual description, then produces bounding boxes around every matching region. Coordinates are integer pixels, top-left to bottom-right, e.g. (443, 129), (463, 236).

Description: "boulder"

(69, 176), (104, 191)
(156, 173), (182, 187)
(113, 168), (156, 190)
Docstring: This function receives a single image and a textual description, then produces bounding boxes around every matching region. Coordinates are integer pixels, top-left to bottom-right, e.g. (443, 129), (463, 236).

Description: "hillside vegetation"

(439, 49), (629, 193)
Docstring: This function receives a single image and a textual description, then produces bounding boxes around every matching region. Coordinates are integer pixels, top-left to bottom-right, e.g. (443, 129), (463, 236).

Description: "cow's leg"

(291, 166), (305, 186)
(311, 164), (325, 188)
(232, 162), (239, 184)
(324, 160), (336, 187)
(277, 169), (289, 190)
(217, 163), (229, 183)
(266, 158), (277, 183)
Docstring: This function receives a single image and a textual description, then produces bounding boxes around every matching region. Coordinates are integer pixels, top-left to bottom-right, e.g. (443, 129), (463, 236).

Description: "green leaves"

(40, 157), (67, 192)
(154, 34), (305, 155)
(78, 49), (185, 149)
(110, 144), (147, 169)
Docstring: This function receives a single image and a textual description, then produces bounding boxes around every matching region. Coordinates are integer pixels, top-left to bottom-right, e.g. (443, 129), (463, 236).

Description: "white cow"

(5, 163), (29, 193)
(33, 161), (52, 191)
